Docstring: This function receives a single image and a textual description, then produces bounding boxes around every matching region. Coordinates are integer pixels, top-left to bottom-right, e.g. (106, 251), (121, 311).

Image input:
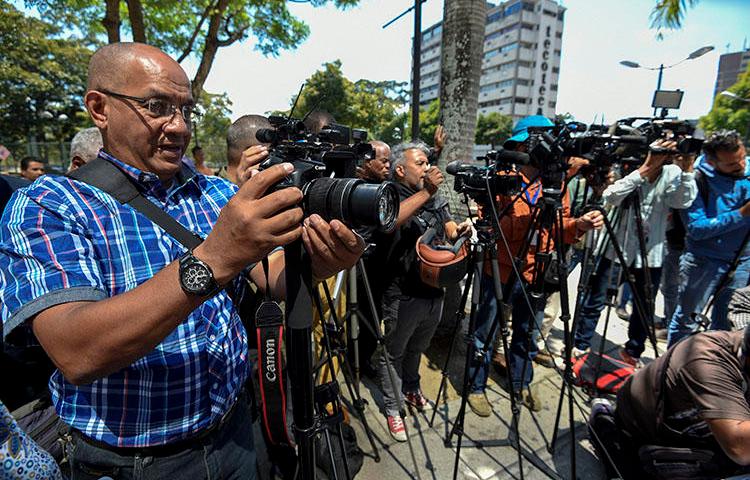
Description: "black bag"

(588, 402), (646, 479)
(315, 423), (364, 479)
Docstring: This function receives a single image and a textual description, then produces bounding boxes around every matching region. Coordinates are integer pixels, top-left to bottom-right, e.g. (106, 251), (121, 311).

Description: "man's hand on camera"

(673, 153), (696, 173)
(639, 139), (676, 180)
(237, 145), (269, 186)
(194, 163), (303, 285)
(455, 219), (473, 238)
(576, 210), (604, 233)
(424, 166), (444, 195)
(302, 214), (366, 280)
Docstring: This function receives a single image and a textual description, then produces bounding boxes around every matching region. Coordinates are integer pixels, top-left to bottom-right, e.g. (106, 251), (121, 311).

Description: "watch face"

(183, 263), (211, 293)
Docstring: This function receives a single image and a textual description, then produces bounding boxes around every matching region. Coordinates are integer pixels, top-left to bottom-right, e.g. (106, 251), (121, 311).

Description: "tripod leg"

(357, 261), (422, 480)
(428, 261), (475, 428)
(320, 279), (381, 462)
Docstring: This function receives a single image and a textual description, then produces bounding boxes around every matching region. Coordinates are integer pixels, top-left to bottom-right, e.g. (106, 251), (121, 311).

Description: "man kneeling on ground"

(614, 328), (750, 478)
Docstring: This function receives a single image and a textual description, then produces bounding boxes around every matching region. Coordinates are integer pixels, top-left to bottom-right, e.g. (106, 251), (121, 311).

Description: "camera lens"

(303, 178), (399, 233)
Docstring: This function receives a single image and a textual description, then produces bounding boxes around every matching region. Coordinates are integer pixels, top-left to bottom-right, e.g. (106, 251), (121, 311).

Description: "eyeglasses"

(100, 89), (200, 123)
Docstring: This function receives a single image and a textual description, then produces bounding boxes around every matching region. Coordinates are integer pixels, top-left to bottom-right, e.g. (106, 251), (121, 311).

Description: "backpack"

(572, 351), (635, 395)
(315, 422), (364, 479)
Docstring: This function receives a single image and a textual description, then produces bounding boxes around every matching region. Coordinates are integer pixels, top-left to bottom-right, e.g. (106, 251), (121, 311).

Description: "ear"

(84, 90), (108, 129)
(395, 164), (405, 179)
(70, 156), (85, 170)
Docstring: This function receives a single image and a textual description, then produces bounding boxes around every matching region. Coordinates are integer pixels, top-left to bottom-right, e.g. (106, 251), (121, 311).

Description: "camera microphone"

(446, 161), (467, 175)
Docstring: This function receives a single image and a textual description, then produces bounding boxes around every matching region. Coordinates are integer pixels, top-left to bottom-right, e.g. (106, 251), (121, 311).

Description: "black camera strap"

(255, 258), (293, 447)
(68, 158), (290, 443)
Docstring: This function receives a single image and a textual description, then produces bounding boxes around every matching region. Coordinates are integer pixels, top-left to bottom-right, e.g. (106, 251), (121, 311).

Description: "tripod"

(549, 188), (663, 464)
(430, 177), (573, 480)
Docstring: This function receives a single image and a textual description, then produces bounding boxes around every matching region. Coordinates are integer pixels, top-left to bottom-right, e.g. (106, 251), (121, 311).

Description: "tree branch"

(177, 2), (215, 63)
(125, 0), (146, 43)
(191, 0), (231, 99)
(102, 0), (121, 43)
(216, 25), (248, 47)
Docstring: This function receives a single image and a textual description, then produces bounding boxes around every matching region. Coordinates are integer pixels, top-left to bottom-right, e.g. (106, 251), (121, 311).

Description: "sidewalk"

(345, 268), (665, 480)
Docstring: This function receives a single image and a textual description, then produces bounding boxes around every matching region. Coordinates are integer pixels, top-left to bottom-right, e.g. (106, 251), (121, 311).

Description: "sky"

(17, 0), (750, 123)
(178, 0), (750, 123)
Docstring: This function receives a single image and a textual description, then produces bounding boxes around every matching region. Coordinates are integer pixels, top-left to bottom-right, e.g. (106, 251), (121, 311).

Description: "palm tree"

(438, 0), (487, 215)
(650, 0), (700, 37)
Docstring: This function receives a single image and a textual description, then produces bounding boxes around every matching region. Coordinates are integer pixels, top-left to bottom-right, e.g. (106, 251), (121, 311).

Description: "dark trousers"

(377, 285), (444, 416)
(470, 275), (544, 392)
(574, 257), (661, 358)
(68, 396), (257, 480)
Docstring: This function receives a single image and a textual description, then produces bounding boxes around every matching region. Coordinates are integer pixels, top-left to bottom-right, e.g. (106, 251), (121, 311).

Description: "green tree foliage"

(293, 60), (408, 142)
(650, 0), (699, 38)
(475, 111), (512, 149)
(0, 1), (92, 147)
(190, 90), (232, 166)
(26, 0), (359, 98)
(700, 65), (750, 141)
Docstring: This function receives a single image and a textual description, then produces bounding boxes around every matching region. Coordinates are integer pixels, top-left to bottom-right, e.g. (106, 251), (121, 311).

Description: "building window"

(550, 84), (558, 91)
(500, 97), (513, 105)
(499, 79), (514, 88)
(518, 60), (532, 68)
(554, 49), (561, 56)
(552, 67), (560, 73)
(522, 2), (534, 12)
(484, 49), (500, 60)
(543, 9), (556, 17)
(548, 101), (556, 108)
(515, 97), (527, 104)
(522, 22), (535, 31)
(517, 79), (530, 86)
(556, 31), (563, 38)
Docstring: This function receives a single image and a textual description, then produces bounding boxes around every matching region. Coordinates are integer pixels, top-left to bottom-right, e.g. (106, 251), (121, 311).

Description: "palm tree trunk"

(438, 0), (486, 217)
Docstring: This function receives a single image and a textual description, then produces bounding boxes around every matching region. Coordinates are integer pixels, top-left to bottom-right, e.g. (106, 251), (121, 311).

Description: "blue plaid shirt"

(0, 152), (250, 447)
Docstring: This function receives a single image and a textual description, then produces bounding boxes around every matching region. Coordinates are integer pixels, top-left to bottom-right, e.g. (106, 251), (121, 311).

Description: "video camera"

(446, 149), (528, 203)
(257, 114), (400, 233)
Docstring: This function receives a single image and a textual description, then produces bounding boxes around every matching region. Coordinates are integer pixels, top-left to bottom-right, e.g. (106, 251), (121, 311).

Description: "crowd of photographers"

(2, 41), (750, 480)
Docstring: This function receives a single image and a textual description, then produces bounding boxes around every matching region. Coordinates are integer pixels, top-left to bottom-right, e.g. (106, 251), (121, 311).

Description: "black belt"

(72, 391), (246, 458)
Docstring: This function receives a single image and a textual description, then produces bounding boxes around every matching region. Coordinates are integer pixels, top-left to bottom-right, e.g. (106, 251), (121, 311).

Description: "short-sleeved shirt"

(616, 330), (750, 450)
(0, 152), (250, 448)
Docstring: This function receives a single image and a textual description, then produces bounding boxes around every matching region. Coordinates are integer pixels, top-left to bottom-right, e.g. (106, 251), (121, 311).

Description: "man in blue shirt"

(0, 42), (364, 479)
(668, 130), (750, 346)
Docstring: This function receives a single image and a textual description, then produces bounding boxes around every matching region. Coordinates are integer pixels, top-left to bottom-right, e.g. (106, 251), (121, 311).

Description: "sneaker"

(492, 351), (508, 376)
(534, 347), (556, 368)
(571, 346), (589, 359)
(519, 387), (542, 412)
(619, 348), (642, 369)
(467, 392), (493, 418)
(615, 307), (629, 320)
(386, 415), (407, 442)
(404, 390), (432, 412)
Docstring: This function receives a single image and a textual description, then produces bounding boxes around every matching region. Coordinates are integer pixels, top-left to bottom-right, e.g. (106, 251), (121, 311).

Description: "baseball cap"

(503, 115), (554, 149)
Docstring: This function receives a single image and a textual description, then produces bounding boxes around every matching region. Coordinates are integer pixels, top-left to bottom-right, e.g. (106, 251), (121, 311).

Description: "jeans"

(574, 257), (662, 358)
(660, 243), (683, 323)
(667, 252), (750, 347)
(68, 393), (257, 480)
(469, 275), (544, 392)
(377, 290), (443, 416)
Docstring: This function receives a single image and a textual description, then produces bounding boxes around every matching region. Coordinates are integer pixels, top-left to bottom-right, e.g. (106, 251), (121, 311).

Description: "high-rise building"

(713, 49), (750, 99)
(418, 0), (565, 123)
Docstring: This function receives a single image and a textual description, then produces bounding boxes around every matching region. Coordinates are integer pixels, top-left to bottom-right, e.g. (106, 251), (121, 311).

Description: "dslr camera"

(256, 115), (399, 233)
(446, 149), (528, 204)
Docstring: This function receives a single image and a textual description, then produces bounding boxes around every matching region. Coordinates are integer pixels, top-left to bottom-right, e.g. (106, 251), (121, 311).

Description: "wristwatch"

(179, 251), (221, 297)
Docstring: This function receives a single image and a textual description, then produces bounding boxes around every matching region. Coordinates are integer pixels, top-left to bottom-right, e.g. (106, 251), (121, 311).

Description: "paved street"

(344, 266), (666, 480)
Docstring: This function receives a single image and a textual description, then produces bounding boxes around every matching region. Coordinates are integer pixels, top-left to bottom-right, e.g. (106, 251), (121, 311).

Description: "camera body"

(446, 149), (528, 205)
(257, 116), (399, 233)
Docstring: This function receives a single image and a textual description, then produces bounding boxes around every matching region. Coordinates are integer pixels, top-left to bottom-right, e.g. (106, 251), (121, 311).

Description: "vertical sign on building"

(532, 2), (556, 117)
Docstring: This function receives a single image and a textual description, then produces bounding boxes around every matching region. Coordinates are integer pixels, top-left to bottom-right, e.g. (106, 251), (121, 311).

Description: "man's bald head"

(226, 115), (272, 166)
(88, 42), (189, 92)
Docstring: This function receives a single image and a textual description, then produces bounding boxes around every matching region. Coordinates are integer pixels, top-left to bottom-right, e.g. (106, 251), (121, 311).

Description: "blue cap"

(503, 115), (554, 148)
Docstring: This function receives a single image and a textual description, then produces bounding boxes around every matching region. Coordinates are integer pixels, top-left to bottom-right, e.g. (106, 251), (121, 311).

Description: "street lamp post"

(620, 45), (714, 116)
